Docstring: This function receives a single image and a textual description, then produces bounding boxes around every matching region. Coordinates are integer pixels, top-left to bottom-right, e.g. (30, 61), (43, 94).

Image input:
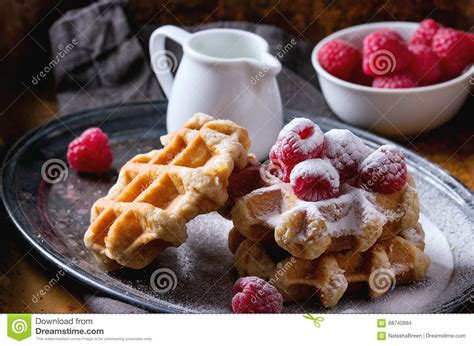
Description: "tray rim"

(2, 100), (473, 313)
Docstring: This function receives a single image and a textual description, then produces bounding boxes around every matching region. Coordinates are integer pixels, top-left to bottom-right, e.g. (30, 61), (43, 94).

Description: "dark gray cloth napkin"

(49, 0), (164, 114)
(48, 0), (333, 312)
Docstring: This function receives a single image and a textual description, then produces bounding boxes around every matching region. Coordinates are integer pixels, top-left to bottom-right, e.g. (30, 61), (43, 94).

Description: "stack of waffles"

(227, 156), (430, 308)
(84, 113), (250, 270)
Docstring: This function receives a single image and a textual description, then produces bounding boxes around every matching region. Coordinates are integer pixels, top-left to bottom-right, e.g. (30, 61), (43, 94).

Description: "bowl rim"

(312, 21), (474, 94)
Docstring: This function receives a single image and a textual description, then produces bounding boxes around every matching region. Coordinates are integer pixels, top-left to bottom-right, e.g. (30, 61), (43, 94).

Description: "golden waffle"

(230, 162), (420, 260)
(84, 113), (250, 270)
(229, 223), (430, 308)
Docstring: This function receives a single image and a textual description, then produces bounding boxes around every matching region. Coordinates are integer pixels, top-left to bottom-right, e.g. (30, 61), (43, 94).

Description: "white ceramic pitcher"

(149, 25), (283, 160)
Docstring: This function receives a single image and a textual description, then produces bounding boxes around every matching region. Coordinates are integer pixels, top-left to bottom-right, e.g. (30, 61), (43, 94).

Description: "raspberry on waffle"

(230, 160), (419, 260)
(229, 224), (430, 308)
(84, 113), (250, 270)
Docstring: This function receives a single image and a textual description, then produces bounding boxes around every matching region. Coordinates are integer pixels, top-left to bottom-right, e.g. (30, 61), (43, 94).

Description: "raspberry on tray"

(67, 127), (113, 173)
(232, 276), (283, 313)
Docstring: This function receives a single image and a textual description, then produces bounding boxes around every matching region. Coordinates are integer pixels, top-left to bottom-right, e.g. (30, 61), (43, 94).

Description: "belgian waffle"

(230, 161), (420, 260)
(229, 223), (430, 308)
(84, 113), (250, 270)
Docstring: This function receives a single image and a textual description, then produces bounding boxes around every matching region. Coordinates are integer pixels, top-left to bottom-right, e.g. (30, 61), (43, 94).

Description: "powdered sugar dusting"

(361, 144), (404, 172)
(246, 185), (286, 228)
(290, 158), (338, 183)
(255, 176), (413, 240)
(361, 147), (385, 168)
(323, 129), (368, 156)
(322, 129), (370, 181)
(279, 118), (320, 139)
(289, 183), (386, 238)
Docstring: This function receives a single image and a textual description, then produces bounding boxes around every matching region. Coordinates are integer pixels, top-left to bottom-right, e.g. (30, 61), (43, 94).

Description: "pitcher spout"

(259, 53), (282, 77)
(248, 53), (282, 86)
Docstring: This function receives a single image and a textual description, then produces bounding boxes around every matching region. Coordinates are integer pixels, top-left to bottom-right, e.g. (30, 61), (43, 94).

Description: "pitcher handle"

(149, 25), (190, 99)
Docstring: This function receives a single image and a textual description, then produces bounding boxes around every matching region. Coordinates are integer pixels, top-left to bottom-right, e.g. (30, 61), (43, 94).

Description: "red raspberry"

(363, 29), (410, 77)
(408, 44), (441, 85)
(410, 19), (443, 47)
(432, 28), (473, 80)
(322, 129), (370, 182)
(270, 118), (324, 166)
(67, 128), (113, 173)
(372, 73), (417, 89)
(232, 276), (283, 313)
(290, 159), (340, 202)
(359, 144), (407, 194)
(317, 39), (362, 80)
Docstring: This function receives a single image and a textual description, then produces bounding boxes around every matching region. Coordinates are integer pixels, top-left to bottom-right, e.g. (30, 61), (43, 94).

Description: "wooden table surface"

(0, 80), (472, 313)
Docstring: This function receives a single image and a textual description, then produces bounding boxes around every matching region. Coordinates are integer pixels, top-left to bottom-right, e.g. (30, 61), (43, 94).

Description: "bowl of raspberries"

(312, 20), (473, 136)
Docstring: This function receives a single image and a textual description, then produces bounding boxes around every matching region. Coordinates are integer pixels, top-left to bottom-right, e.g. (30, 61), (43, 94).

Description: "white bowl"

(312, 21), (473, 137)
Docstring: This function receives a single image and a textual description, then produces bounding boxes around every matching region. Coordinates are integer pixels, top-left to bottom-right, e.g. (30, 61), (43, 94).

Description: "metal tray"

(2, 101), (473, 313)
